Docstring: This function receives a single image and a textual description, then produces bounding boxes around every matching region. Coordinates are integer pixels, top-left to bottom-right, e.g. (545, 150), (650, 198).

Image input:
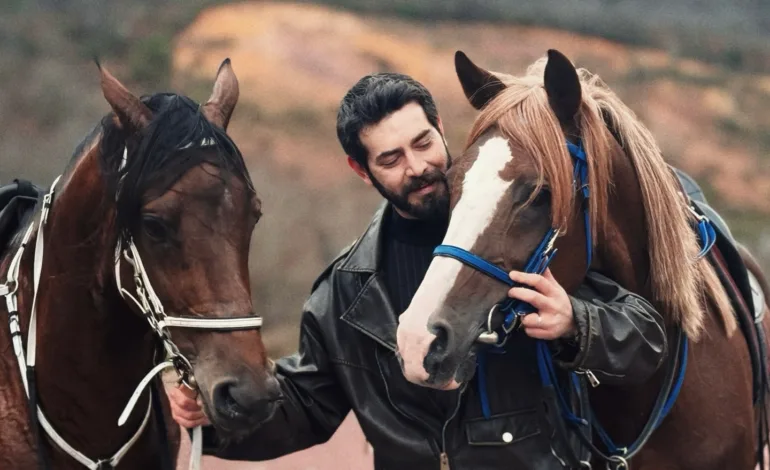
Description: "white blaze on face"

(396, 136), (515, 385)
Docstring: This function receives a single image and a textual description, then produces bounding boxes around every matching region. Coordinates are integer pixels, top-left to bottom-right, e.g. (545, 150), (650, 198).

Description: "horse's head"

(95, 61), (280, 433)
(396, 49), (724, 389)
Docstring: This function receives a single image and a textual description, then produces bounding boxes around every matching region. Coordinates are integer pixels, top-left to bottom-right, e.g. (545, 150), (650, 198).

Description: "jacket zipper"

(439, 383), (468, 470)
(576, 368), (600, 387)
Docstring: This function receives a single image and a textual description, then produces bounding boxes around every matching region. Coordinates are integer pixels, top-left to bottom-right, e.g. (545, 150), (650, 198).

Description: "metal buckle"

(40, 192), (53, 225)
(687, 204), (707, 222)
(172, 354), (197, 389)
(0, 281), (17, 296)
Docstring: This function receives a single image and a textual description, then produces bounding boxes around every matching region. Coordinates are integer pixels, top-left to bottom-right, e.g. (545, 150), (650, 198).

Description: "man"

(167, 72), (667, 469)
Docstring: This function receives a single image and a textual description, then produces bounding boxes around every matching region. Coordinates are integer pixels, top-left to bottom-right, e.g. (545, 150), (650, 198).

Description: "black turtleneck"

(382, 208), (457, 414)
(381, 208), (448, 318)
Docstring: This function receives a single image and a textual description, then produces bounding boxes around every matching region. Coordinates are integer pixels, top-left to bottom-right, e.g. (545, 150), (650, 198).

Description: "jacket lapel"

(338, 202), (399, 351)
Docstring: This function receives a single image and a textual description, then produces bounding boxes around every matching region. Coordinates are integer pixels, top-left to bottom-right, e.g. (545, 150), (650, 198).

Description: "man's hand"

(507, 268), (577, 340)
(167, 384), (211, 429)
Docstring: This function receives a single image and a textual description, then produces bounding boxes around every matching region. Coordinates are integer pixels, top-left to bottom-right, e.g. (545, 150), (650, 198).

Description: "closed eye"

(142, 214), (171, 241)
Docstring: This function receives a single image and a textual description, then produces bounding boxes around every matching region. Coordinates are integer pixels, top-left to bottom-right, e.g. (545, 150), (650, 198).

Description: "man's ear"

(347, 156), (372, 185)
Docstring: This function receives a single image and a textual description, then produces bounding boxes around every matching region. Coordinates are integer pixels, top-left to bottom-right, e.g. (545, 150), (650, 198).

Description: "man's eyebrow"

(376, 147), (402, 161)
(411, 129), (431, 145)
(375, 129), (432, 162)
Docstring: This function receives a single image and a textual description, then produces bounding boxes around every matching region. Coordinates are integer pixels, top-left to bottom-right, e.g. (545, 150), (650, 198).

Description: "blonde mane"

(465, 57), (734, 339)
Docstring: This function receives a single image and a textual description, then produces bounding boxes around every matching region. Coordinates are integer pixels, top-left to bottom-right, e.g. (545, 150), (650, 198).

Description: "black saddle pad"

(0, 179), (44, 256)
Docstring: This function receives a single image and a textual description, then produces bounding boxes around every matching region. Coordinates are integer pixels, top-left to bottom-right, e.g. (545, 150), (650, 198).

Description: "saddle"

(674, 167), (770, 469)
(0, 179), (45, 256)
(673, 167), (768, 401)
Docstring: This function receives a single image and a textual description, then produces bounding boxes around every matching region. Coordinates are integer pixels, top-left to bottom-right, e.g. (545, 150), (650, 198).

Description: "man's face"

(355, 102), (451, 221)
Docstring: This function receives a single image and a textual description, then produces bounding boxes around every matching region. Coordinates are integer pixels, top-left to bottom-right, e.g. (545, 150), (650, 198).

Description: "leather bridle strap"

(1, 176), (153, 470)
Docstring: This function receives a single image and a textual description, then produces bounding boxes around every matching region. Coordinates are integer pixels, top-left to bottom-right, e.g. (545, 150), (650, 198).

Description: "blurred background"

(2, 0), (769, 468)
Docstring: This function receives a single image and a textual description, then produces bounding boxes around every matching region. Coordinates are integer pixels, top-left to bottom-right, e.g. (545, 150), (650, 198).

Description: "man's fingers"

(173, 413), (209, 429)
(523, 327), (557, 340)
(176, 383), (199, 399)
(520, 313), (558, 330)
(177, 397), (203, 413)
(169, 399), (206, 421)
(168, 387), (203, 412)
(508, 270), (557, 295)
(170, 402), (209, 428)
(508, 287), (551, 311)
(170, 403), (206, 421)
(168, 386), (209, 428)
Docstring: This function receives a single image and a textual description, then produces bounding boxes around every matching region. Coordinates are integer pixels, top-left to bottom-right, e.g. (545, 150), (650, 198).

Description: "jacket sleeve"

(202, 279), (351, 460)
(553, 270), (667, 385)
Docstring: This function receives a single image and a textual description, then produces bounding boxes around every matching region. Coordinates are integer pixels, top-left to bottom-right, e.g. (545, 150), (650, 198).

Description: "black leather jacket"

(203, 203), (667, 469)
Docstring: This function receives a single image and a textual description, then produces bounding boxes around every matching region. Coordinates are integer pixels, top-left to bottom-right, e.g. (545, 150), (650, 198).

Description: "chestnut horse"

(0, 60), (281, 469)
(396, 49), (770, 469)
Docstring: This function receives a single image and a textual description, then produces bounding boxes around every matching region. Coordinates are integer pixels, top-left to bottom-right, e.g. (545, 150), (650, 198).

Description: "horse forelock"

(461, 56), (735, 339)
(95, 92), (254, 239)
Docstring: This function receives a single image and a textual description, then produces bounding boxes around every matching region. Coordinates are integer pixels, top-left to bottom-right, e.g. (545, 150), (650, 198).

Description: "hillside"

(2, 1), (770, 354)
(2, 2), (770, 469)
(167, 2), (770, 353)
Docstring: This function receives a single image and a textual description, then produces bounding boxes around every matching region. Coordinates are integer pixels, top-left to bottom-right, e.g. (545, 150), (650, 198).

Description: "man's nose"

(404, 151), (429, 177)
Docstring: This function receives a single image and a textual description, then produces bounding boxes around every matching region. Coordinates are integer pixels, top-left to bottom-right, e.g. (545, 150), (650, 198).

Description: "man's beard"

(369, 165), (450, 223)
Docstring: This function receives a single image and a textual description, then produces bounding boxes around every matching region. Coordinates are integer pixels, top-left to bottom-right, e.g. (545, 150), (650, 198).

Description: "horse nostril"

(424, 323), (453, 377)
(432, 324), (450, 355)
(212, 376), (283, 420)
(213, 379), (242, 418)
(265, 376), (282, 402)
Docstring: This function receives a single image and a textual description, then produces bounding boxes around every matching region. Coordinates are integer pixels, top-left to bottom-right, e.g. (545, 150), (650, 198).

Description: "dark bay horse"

(396, 49), (770, 468)
(0, 59), (280, 469)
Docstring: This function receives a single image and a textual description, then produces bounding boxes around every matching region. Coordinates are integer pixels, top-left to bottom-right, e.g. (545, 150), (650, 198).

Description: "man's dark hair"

(336, 73), (440, 167)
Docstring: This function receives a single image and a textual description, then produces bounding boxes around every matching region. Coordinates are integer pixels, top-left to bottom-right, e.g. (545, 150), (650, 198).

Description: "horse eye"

(142, 215), (169, 241)
(531, 188), (551, 207)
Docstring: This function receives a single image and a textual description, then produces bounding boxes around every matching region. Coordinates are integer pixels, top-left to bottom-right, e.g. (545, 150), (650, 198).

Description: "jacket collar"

(339, 202), (399, 351)
(338, 201), (390, 274)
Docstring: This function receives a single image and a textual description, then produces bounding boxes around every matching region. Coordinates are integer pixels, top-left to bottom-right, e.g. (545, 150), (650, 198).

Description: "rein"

(0, 140), (263, 469)
(432, 141), (715, 469)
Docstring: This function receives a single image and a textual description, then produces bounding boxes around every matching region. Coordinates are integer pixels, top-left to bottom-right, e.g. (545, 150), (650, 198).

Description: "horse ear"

(201, 58), (239, 130)
(454, 51), (506, 110)
(543, 49), (582, 124)
(97, 60), (152, 132)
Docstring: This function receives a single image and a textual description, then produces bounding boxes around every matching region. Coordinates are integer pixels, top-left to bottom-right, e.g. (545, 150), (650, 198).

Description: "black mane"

(99, 92), (253, 237)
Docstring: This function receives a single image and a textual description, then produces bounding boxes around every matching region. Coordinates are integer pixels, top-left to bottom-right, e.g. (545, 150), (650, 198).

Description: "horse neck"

(23, 149), (157, 458)
(594, 145), (651, 295)
(587, 144), (669, 443)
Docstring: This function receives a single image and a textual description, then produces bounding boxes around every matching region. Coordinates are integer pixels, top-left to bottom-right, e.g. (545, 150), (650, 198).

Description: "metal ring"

(606, 455), (628, 470)
(502, 312), (522, 334)
(173, 354), (197, 389)
(487, 303), (501, 334)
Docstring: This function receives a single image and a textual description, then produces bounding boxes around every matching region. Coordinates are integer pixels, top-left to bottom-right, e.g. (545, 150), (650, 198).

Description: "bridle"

(0, 140), (263, 469)
(433, 140), (592, 346)
(431, 140), (716, 469)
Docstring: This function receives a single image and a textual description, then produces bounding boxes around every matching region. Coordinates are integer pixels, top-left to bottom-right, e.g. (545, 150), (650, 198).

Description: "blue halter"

(433, 140), (592, 342)
(432, 140), (715, 463)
